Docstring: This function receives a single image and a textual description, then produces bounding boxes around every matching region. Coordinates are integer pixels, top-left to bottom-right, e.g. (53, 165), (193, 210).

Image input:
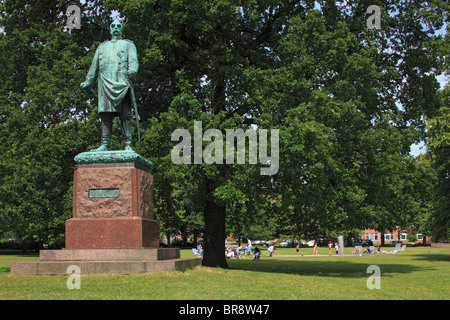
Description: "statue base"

(66, 217), (160, 248)
(10, 248), (201, 275)
(10, 151), (202, 274)
(68, 151), (158, 248)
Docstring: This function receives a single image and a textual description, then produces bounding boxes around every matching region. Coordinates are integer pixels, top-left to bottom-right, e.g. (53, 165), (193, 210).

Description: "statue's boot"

(91, 115), (112, 152)
(122, 115), (133, 152)
(91, 136), (111, 152)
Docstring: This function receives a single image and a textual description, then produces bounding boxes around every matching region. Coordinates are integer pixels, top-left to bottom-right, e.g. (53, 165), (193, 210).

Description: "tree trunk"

(193, 233), (198, 246)
(200, 76), (228, 268)
(202, 178), (228, 268)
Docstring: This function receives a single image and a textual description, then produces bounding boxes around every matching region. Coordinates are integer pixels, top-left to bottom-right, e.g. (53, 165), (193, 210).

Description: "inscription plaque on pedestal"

(89, 189), (120, 198)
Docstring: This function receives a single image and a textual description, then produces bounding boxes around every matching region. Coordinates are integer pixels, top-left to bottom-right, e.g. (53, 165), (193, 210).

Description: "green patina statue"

(81, 20), (139, 152)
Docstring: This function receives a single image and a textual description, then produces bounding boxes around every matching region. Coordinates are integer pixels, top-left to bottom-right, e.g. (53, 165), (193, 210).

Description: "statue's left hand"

(80, 81), (90, 89)
(127, 70), (136, 78)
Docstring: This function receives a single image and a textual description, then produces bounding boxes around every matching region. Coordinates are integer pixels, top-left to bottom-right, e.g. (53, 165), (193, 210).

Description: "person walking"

(312, 242), (319, 255)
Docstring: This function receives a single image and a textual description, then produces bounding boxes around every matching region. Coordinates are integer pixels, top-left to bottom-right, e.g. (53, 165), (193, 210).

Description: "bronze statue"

(81, 20), (139, 152)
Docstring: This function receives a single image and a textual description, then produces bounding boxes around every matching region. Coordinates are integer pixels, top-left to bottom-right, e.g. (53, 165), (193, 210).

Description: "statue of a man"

(81, 20), (139, 152)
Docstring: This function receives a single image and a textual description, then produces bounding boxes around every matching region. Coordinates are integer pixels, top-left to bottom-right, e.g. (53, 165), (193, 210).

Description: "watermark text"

(67, 265), (81, 290)
(366, 265), (381, 289)
(171, 121), (279, 175)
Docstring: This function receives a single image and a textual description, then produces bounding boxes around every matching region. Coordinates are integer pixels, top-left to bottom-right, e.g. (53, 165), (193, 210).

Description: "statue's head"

(110, 20), (123, 37)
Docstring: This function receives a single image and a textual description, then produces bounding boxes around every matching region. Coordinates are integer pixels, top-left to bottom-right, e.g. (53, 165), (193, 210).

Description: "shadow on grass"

(411, 253), (450, 262)
(227, 257), (429, 279)
(0, 249), (39, 256)
(0, 266), (10, 273)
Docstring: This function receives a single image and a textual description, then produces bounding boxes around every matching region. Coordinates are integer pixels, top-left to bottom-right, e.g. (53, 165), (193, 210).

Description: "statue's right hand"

(80, 81), (89, 89)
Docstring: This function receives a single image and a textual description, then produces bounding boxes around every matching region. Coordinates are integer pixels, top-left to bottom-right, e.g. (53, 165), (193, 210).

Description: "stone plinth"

(67, 151), (159, 249)
(10, 258), (201, 275)
(66, 217), (159, 248)
(10, 151), (202, 275)
(40, 248), (180, 261)
(10, 248), (202, 275)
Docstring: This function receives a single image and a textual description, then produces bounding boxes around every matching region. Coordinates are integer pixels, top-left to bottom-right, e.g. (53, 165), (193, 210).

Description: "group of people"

(204, 238), (392, 259)
(353, 239), (379, 254)
(226, 246), (241, 259)
(226, 240), (340, 257)
(293, 241), (340, 256)
(225, 244), (272, 260)
(355, 245), (385, 254)
(329, 242), (340, 255)
(354, 246), (378, 254)
(309, 242), (340, 255)
(224, 239), (278, 260)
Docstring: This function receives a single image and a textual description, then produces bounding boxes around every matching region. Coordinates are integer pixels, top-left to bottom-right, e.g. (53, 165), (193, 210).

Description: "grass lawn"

(0, 247), (448, 300)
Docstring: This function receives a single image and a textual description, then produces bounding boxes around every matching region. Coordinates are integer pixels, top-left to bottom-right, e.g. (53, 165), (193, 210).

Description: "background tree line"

(0, 1), (448, 267)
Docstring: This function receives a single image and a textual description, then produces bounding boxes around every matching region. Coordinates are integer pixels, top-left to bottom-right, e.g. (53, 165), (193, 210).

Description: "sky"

(410, 142), (427, 157)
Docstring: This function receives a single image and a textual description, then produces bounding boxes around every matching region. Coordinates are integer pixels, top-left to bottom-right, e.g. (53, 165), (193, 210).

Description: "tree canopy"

(1, 1), (448, 261)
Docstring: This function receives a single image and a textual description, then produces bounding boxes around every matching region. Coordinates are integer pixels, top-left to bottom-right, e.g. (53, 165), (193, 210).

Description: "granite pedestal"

(10, 248), (201, 275)
(10, 151), (201, 275)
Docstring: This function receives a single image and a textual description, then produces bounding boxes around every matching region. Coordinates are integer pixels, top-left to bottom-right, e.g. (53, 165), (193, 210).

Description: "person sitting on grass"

(197, 244), (203, 257)
(363, 246), (371, 254)
(253, 247), (261, 260)
(226, 246), (237, 259)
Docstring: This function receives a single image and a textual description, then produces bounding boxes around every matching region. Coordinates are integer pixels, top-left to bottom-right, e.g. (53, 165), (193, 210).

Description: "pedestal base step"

(40, 248), (179, 261)
(10, 247), (202, 275)
(10, 258), (202, 275)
